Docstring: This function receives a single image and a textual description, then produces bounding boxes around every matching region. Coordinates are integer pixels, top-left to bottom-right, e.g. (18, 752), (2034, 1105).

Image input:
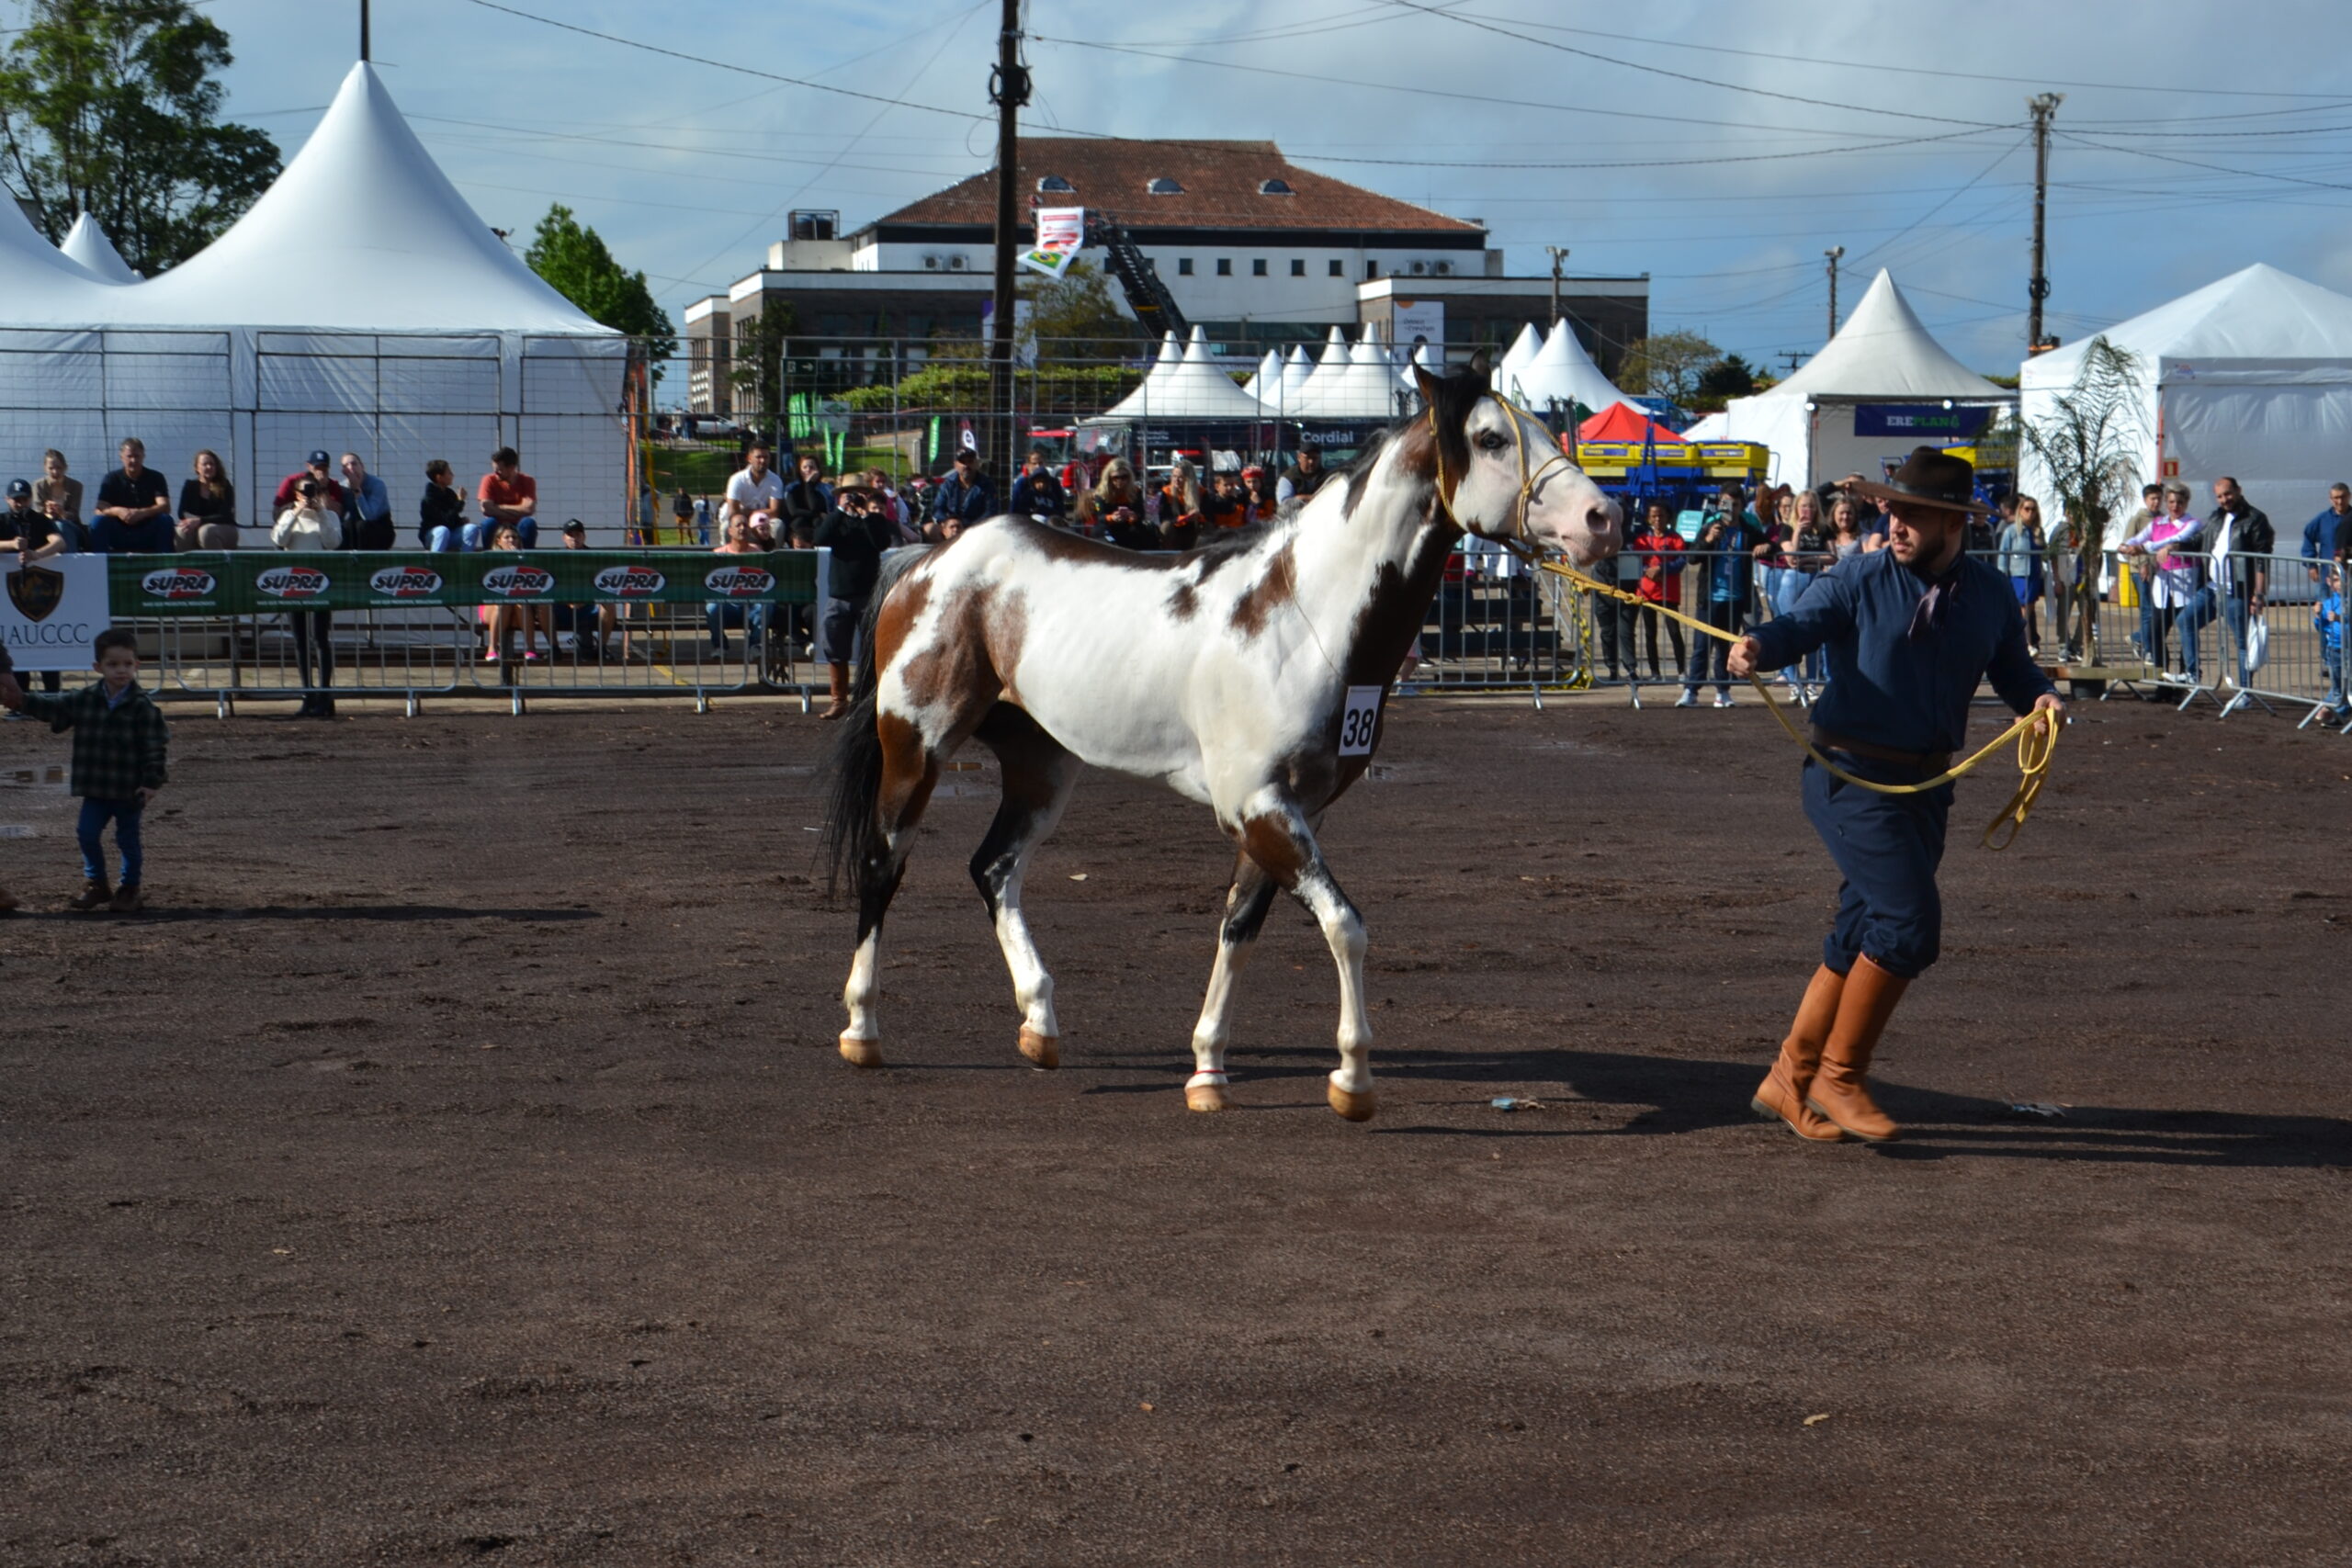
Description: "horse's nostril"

(1588, 504), (1616, 535)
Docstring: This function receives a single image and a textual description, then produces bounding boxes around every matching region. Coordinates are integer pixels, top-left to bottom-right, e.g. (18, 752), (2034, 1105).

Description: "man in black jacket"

(780, 453), (833, 539)
(2170, 475), (2273, 689)
(813, 488), (896, 719)
(926, 449), (996, 538)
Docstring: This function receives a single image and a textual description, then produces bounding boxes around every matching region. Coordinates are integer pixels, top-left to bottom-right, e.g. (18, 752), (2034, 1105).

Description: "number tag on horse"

(1338, 685), (1383, 757)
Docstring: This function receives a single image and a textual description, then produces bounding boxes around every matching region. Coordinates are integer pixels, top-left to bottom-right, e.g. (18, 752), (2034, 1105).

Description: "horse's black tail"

(820, 546), (933, 899)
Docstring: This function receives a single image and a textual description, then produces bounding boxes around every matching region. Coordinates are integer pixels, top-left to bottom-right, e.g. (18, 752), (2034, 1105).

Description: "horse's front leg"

(1234, 793), (1377, 1122)
(1185, 850), (1279, 1111)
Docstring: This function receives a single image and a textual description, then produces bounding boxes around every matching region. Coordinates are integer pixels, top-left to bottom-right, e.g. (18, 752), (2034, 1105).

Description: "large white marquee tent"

(2018, 263), (2352, 525)
(0, 61), (628, 536)
(1686, 270), (2010, 489)
(1495, 319), (1629, 414)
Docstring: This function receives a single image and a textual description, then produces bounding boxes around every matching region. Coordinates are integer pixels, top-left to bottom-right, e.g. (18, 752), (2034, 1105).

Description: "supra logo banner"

(141, 568), (218, 601)
(256, 566), (332, 600)
(705, 565), (774, 598)
(369, 567), (445, 598)
(481, 564), (555, 599)
(594, 565), (665, 598)
(6, 562), (65, 621)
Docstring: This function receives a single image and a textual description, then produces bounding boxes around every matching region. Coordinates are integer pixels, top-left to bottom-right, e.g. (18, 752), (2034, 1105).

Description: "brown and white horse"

(821, 365), (1618, 1121)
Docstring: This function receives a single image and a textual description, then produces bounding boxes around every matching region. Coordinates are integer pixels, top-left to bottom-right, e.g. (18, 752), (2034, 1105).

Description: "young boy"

(2318, 570), (2346, 717)
(1, 627), (169, 913)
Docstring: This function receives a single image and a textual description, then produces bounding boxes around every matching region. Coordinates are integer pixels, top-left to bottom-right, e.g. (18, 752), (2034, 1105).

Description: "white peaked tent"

(1098, 328), (1264, 422)
(58, 214), (139, 284)
(1704, 269), (2009, 488)
(1295, 330), (1406, 420)
(0, 61), (626, 534)
(1276, 344), (1316, 408)
(2019, 263), (2352, 527)
(1504, 318), (1628, 413)
(1493, 322), (1543, 390)
(1288, 326), (1353, 416)
(1241, 349), (1283, 404)
(1099, 331), (1188, 420)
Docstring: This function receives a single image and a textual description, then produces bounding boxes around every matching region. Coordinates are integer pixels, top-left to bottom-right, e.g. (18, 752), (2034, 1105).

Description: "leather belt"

(1808, 725), (1952, 776)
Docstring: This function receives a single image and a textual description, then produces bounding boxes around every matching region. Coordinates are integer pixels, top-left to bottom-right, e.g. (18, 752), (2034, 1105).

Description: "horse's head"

(1416, 364), (1621, 568)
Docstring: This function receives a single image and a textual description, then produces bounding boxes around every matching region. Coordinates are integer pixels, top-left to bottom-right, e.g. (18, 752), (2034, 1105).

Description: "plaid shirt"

(19, 680), (170, 800)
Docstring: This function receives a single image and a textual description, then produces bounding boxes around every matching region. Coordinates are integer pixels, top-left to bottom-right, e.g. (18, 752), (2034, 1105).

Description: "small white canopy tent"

(1275, 344), (1316, 409)
(1706, 269), (2009, 489)
(1492, 322), (1543, 391)
(1288, 327), (1354, 418)
(1295, 331), (1407, 420)
(1240, 349), (1283, 406)
(58, 214), (140, 283)
(1502, 318), (1628, 413)
(2019, 263), (2352, 530)
(0, 62), (626, 535)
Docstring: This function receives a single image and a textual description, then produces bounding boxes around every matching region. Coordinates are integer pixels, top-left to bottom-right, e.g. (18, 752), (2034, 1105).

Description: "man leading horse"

(1729, 447), (2064, 1145)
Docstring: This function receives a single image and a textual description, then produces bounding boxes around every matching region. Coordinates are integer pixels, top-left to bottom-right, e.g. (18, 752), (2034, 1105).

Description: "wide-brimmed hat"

(1849, 446), (1991, 516)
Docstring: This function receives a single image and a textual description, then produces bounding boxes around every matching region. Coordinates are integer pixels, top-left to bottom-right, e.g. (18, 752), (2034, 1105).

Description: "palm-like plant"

(2021, 336), (2144, 660)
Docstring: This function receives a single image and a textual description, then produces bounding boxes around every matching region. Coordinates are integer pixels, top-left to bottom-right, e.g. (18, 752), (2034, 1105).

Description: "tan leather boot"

(820, 662), (851, 720)
(1806, 954), (1909, 1143)
(1751, 964), (1847, 1143)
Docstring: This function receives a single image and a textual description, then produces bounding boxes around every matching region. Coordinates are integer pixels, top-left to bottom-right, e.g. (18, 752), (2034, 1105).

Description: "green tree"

(2021, 335), (2144, 660)
(1619, 330), (1724, 406)
(1697, 353), (1758, 402)
(0, 0), (278, 275)
(1018, 259), (1141, 356)
(727, 300), (796, 437)
(526, 203), (676, 355)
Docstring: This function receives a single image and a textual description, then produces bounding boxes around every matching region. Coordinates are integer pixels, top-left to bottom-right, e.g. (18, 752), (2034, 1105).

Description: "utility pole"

(987, 0), (1029, 481)
(1545, 244), (1569, 322)
(1823, 245), (1844, 339)
(2027, 93), (2064, 353)
(359, 0), (369, 61)
(1777, 350), (1807, 378)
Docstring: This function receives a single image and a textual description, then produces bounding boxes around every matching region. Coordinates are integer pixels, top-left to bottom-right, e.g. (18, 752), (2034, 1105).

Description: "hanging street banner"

(3, 554), (111, 671)
(105, 550), (824, 618)
(1019, 205), (1086, 279)
(1852, 403), (1995, 439)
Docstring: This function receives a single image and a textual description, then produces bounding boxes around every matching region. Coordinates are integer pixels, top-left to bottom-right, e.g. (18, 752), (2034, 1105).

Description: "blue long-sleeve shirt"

(1749, 548), (2055, 756)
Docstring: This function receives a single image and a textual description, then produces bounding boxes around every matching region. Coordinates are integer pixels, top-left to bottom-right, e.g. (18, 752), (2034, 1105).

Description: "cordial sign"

(369, 566), (446, 599)
(480, 563), (555, 598)
(594, 564), (666, 598)
(704, 564), (775, 599)
(254, 565), (332, 600)
(140, 567), (219, 602)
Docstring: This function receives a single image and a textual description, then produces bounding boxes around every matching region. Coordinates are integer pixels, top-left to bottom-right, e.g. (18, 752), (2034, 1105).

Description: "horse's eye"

(1476, 432), (1508, 452)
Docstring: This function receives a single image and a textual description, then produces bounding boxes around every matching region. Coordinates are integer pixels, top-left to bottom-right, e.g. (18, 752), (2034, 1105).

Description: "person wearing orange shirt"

(467, 446), (538, 549)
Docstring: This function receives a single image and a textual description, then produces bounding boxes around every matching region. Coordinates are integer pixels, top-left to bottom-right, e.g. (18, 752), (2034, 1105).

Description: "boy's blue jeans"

(77, 796), (143, 886)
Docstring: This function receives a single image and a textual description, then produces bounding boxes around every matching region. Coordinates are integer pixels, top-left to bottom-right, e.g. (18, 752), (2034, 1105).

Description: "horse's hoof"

(838, 1034), (884, 1069)
(1185, 1081), (1230, 1112)
(1327, 1083), (1377, 1122)
(1018, 1028), (1060, 1070)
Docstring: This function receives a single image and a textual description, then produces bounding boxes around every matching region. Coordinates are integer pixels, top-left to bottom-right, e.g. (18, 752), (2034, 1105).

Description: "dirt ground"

(3, 692), (2346, 1567)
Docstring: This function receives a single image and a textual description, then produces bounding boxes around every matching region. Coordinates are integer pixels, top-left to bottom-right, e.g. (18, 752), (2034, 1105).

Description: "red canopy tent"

(1577, 401), (1686, 444)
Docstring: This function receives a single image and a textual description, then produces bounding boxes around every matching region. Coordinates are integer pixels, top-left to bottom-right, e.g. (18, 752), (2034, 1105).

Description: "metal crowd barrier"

(104, 548), (825, 716)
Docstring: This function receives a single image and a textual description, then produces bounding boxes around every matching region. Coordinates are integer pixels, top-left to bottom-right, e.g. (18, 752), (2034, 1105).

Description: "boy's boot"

(110, 884), (143, 915)
(820, 663), (851, 720)
(67, 876), (113, 912)
(0, 886), (17, 914)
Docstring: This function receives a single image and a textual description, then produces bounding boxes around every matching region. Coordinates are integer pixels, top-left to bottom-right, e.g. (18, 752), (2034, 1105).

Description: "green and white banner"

(108, 550), (824, 618)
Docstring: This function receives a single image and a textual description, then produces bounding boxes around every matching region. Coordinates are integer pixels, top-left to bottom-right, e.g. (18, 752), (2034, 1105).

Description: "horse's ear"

(1467, 347), (1492, 378)
(1412, 364), (1442, 408)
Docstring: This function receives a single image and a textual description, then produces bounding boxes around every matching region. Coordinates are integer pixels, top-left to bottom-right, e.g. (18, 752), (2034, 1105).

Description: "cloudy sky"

(188, 0), (2352, 376)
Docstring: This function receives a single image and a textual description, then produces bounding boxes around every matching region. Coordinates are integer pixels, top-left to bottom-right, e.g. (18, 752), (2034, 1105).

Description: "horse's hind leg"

(840, 713), (941, 1067)
(969, 705), (1080, 1068)
(1234, 794), (1376, 1122)
(1184, 850), (1278, 1111)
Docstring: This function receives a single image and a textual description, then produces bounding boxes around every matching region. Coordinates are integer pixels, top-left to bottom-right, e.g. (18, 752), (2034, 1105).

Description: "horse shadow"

(1089, 1041), (2352, 1170)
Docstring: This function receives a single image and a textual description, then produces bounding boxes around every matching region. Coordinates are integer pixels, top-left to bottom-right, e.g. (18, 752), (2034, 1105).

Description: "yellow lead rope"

(1538, 560), (2061, 851)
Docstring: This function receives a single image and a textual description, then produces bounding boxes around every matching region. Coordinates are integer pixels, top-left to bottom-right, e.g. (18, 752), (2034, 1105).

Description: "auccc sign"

(104, 550), (825, 615)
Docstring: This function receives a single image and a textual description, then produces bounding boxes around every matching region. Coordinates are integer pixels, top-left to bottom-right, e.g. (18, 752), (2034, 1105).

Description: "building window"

(1259, 178), (1295, 196)
(1252, 258), (1268, 276)
(1216, 257), (1232, 276)
(1148, 176), (1182, 196)
(1037, 175), (1074, 193)
(1178, 257), (1194, 276)
(1366, 259), (1379, 279)
(1291, 258), (1306, 276)
(1329, 259), (1343, 277)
